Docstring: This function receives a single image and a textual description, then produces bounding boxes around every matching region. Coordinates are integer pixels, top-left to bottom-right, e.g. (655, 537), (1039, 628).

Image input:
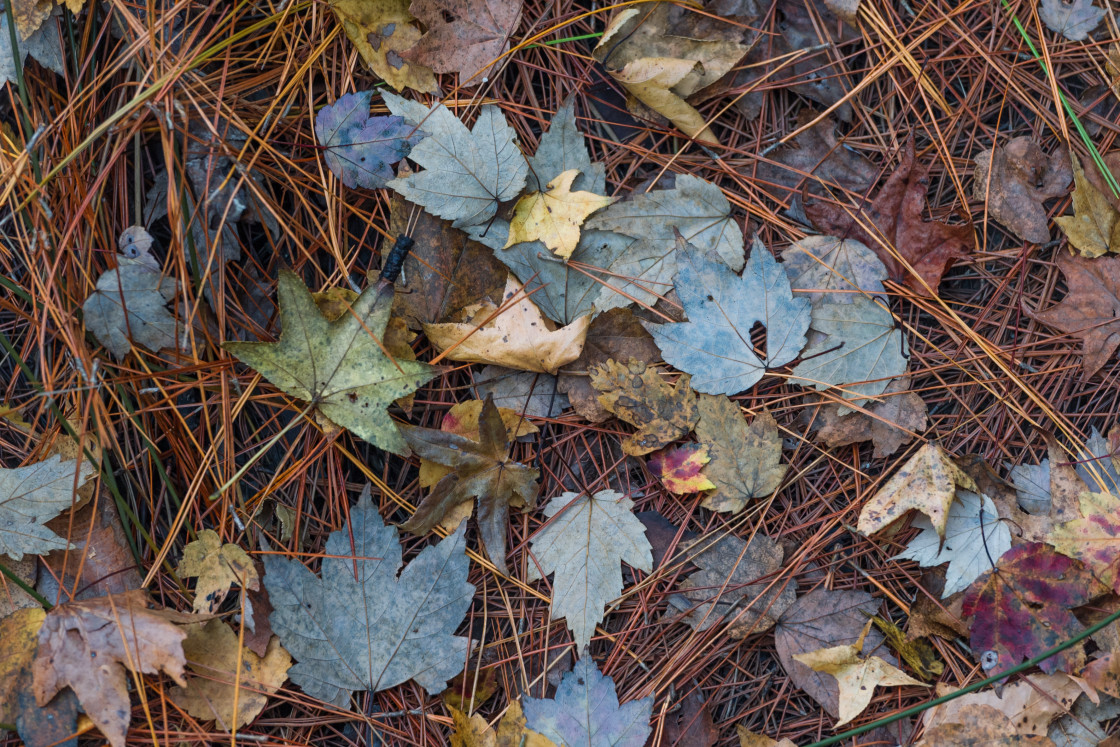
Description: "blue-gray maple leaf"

(0, 454), (95, 560)
(315, 91), (422, 189)
(648, 234), (810, 395)
(262, 487), (474, 707)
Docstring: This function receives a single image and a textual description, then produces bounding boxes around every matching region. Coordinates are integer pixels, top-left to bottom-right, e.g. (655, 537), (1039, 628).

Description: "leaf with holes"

(314, 91), (422, 189)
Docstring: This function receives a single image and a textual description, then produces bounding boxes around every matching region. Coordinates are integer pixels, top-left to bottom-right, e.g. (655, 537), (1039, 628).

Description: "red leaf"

(647, 443), (716, 494)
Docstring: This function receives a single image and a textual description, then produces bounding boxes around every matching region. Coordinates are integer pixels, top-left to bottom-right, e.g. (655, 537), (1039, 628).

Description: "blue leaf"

(315, 91), (422, 189)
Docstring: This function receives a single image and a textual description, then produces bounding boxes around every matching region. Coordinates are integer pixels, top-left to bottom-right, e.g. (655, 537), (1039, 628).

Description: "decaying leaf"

(472, 365), (568, 417)
(990, 434), (1084, 544)
(329, 0), (436, 92)
(506, 169), (615, 259)
(0, 453), (94, 560)
(1009, 459), (1052, 515)
(962, 542), (1108, 675)
(223, 271), (436, 456)
(527, 490), (652, 650)
(806, 135), (975, 292)
(694, 395), (787, 513)
(1074, 425), (1120, 493)
(442, 666), (498, 713)
(1049, 490), (1120, 592)
(647, 444), (716, 494)
(418, 398), (537, 490)
(177, 530), (259, 613)
(1029, 252), (1120, 377)
(261, 487), (474, 706)
(1039, 0), (1104, 42)
(0, 13), (64, 88)
(869, 617), (943, 680)
(649, 234), (811, 395)
(384, 93), (527, 228)
(857, 442), (978, 538)
(781, 234), (888, 306)
(0, 555), (37, 618)
(972, 137), (1071, 244)
(402, 0), (522, 84)
(314, 91), (422, 189)
(917, 704), (1059, 746)
(39, 498), (143, 603)
(924, 674), (1087, 736)
(736, 725), (798, 747)
(662, 691), (718, 747)
(668, 532), (796, 638)
(169, 619), (291, 731)
(894, 491), (1012, 598)
(83, 227), (179, 359)
(523, 658), (653, 747)
(0, 606), (79, 747)
(399, 397), (539, 573)
(808, 377), (928, 459)
(449, 701), (558, 747)
(424, 276), (590, 374)
(1049, 694), (1120, 747)
(32, 590), (193, 747)
(793, 620), (927, 727)
(589, 358), (699, 456)
(1054, 154), (1120, 258)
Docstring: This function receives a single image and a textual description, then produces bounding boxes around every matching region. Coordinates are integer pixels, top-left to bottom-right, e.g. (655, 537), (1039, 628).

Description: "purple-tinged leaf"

(523, 658), (652, 747)
(315, 91), (422, 189)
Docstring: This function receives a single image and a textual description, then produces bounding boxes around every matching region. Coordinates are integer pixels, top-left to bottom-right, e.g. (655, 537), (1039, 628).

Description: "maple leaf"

(423, 276), (590, 374)
(32, 590), (195, 747)
(169, 620), (291, 731)
(962, 542), (1108, 675)
(0, 606), (79, 747)
(402, 0), (522, 84)
(857, 442), (977, 538)
(809, 376), (928, 459)
(223, 270), (436, 457)
(177, 529), (260, 613)
(972, 137), (1072, 244)
(83, 228), (179, 359)
(329, 0), (436, 93)
(0, 12), (63, 87)
(314, 91), (422, 189)
(1028, 251), (1120, 377)
(449, 701), (558, 747)
(693, 395), (787, 513)
(522, 658), (653, 747)
(916, 704), (1060, 747)
(261, 487), (474, 706)
(925, 673), (1084, 737)
(781, 234), (888, 306)
(736, 726), (797, 747)
(1048, 491), (1120, 592)
(893, 490), (1012, 597)
(1054, 154), (1120, 258)
(399, 397), (539, 574)
(793, 620), (927, 727)
(527, 490), (652, 650)
(0, 453), (95, 560)
(650, 234), (811, 395)
(991, 433), (1084, 543)
(1039, 0), (1104, 41)
(806, 135), (975, 292)
(647, 444), (716, 494)
(417, 398), (538, 493)
(589, 358), (699, 456)
(384, 93), (527, 228)
(505, 169), (615, 259)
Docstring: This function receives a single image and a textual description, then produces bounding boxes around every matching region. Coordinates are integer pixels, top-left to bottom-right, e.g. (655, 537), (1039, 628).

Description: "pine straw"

(1, 0), (1119, 743)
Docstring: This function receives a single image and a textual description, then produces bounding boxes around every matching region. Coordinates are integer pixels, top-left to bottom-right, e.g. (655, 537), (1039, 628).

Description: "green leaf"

(693, 395), (787, 513)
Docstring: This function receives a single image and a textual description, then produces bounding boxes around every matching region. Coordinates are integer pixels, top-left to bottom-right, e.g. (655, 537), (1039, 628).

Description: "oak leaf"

(647, 444), (716, 494)
(589, 358), (699, 456)
(314, 91), (422, 189)
(694, 395), (787, 513)
(402, 0), (522, 84)
(329, 0), (436, 92)
(973, 137), (1071, 244)
(177, 530), (259, 613)
(223, 270), (436, 456)
(505, 169), (615, 259)
(1054, 154), (1120, 258)
(0, 453), (95, 560)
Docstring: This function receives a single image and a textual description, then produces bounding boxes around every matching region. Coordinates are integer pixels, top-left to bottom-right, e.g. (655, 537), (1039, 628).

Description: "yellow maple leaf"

(506, 169), (615, 259)
(1055, 154), (1120, 258)
(177, 530), (259, 613)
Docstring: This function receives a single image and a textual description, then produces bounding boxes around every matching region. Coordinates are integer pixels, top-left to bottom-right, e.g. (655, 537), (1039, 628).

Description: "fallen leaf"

(990, 434), (1086, 543)
(0, 606), (79, 747)
(693, 395), (787, 512)
(972, 137), (1071, 244)
(83, 227), (179, 359)
(649, 234), (811, 396)
(789, 296), (909, 406)
(418, 398), (538, 489)
(806, 135), (975, 292)
(908, 570), (971, 641)
(424, 276), (590, 374)
(585, 174), (746, 310)
(39, 498), (143, 603)
(917, 703), (1058, 746)
(0, 556), (37, 618)
(402, 0), (522, 84)
(736, 725), (798, 747)
(441, 667), (498, 713)
(32, 590), (193, 747)
(505, 169), (615, 259)
(668, 532), (797, 638)
(0, 13), (64, 87)
(924, 674), (1084, 736)
(647, 444), (716, 494)
(1049, 491), (1120, 592)
(809, 377), (929, 459)
(894, 490), (1012, 597)
(857, 442), (978, 538)
(781, 234), (889, 306)
(527, 490), (652, 649)
(241, 582), (274, 658)
(169, 620), (290, 730)
(870, 617), (943, 680)
(261, 486), (474, 706)
(177, 530), (260, 613)
(557, 308), (660, 422)
(962, 542), (1108, 675)
(662, 691), (718, 747)
(1074, 425), (1120, 493)
(1009, 459), (1052, 515)
(314, 91), (422, 189)
(399, 397), (539, 573)
(793, 620), (927, 727)
(1054, 154), (1120, 258)
(774, 588), (892, 718)
(472, 365), (568, 417)
(1039, 0), (1104, 41)
(589, 358), (699, 456)
(1028, 251), (1120, 377)
(449, 701), (558, 747)
(223, 270), (436, 457)
(12, 0), (52, 39)
(329, 0), (436, 92)
(384, 93), (527, 228)
(1049, 693), (1120, 747)
(0, 454), (94, 560)
(523, 658), (653, 747)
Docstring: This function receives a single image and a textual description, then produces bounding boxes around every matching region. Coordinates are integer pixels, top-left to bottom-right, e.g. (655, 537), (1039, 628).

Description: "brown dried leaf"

(589, 358), (699, 456)
(1054, 154), (1120, 258)
(402, 0), (522, 84)
(916, 704), (1058, 746)
(662, 691), (718, 747)
(972, 137), (1071, 244)
(419, 399), (538, 491)
(926, 674), (1086, 736)
(40, 499), (143, 602)
(809, 377), (928, 459)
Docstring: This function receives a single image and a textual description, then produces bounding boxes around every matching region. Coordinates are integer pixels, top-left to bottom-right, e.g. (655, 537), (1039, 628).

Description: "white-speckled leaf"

(262, 487), (474, 707)
(523, 658), (653, 747)
(650, 236), (811, 395)
(781, 235), (887, 306)
(527, 490), (652, 650)
(0, 454), (95, 560)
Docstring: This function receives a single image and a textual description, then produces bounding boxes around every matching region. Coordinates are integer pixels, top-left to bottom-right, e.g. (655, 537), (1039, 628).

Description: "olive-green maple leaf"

(224, 271), (435, 456)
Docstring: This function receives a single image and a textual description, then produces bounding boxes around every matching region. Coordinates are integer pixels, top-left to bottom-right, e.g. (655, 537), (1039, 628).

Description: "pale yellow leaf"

(506, 169), (615, 259)
(857, 442), (977, 538)
(178, 530), (260, 613)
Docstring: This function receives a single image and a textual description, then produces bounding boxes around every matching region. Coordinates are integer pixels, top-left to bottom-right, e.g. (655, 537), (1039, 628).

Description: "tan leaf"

(449, 701), (558, 747)
(972, 138), (1071, 244)
(12, 0), (53, 39)
(589, 358), (699, 456)
(169, 619), (291, 731)
(857, 442), (978, 538)
(329, 0), (436, 93)
(924, 674), (1085, 736)
(810, 377), (929, 459)
(1055, 154), (1120, 258)
(736, 725), (798, 747)
(506, 169), (615, 259)
(916, 704), (1058, 746)
(695, 395), (787, 513)
(608, 57), (718, 145)
(425, 276), (590, 374)
(177, 530), (259, 613)
(0, 606), (45, 724)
